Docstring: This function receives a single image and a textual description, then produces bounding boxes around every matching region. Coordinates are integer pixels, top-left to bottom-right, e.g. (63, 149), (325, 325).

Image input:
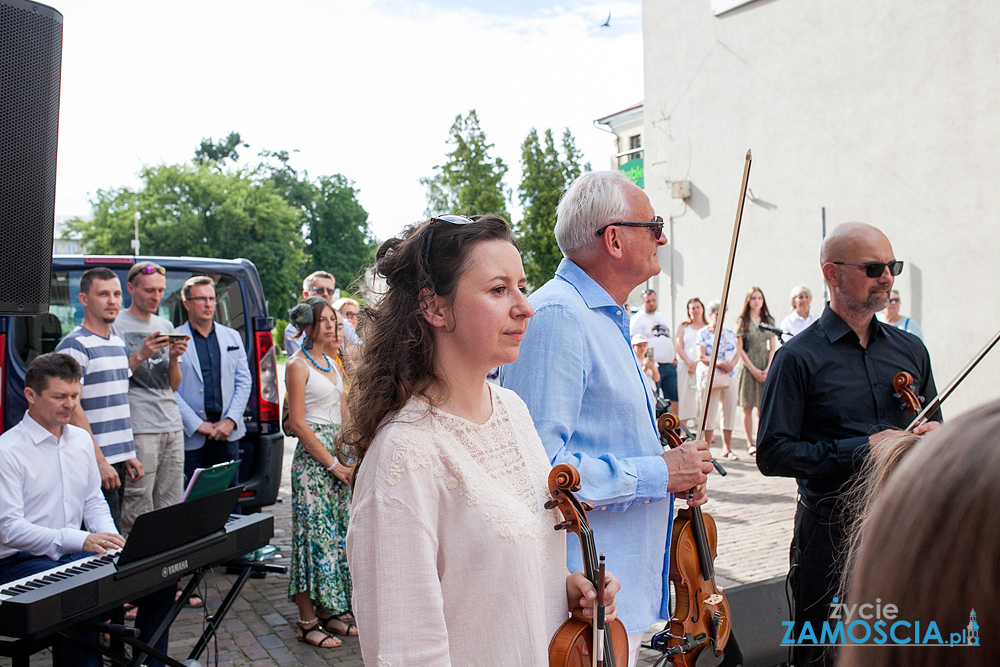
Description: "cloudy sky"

(53, 0), (643, 241)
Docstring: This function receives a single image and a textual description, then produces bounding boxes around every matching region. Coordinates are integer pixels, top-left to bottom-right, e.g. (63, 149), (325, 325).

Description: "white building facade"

(639, 0), (1000, 414)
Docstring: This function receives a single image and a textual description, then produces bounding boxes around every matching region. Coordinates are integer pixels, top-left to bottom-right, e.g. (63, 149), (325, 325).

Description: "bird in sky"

(601, 12), (611, 27)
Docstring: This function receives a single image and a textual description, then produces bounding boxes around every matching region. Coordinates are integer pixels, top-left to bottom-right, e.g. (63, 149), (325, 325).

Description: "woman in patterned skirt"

(734, 287), (777, 456)
(284, 297), (355, 648)
(341, 215), (620, 665)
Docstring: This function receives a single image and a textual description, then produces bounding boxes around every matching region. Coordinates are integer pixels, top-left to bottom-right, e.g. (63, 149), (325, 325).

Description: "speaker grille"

(0, 1), (63, 314)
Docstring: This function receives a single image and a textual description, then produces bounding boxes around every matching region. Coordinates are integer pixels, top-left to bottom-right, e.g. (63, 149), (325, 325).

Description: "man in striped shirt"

(55, 267), (143, 528)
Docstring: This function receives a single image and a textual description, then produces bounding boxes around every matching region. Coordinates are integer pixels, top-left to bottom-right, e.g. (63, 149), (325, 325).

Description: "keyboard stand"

(0, 559), (286, 666)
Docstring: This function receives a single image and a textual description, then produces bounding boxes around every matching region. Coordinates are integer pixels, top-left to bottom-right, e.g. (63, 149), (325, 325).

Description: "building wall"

(642, 0), (1000, 414)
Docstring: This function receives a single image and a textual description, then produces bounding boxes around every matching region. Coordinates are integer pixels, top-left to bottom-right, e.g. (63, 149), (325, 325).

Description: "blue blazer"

(174, 322), (252, 451)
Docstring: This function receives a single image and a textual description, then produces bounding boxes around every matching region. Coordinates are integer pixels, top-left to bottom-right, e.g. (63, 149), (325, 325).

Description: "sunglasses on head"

(831, 260), (904, 278)
(130, 264), (165, 280)
(595, 216), (665, 240)
(423, 215), (478, 277)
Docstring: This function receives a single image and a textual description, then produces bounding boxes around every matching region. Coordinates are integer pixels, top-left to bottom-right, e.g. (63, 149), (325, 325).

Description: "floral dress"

(287, 363), (351, 613)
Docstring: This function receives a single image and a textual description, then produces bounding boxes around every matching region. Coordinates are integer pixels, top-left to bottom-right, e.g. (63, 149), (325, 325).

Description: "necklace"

(301, 346), (333, 372)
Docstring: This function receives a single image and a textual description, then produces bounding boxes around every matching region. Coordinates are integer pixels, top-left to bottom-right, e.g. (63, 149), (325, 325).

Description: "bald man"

(756, 222), (941, 666)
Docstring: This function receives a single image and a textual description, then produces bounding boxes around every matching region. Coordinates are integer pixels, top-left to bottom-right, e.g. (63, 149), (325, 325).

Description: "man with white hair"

(501, 171), (713, 666)
(758, 222), (941, 667)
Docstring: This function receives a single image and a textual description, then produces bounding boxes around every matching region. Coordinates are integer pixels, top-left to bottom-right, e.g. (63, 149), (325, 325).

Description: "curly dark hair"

(340, 214), (517, 487)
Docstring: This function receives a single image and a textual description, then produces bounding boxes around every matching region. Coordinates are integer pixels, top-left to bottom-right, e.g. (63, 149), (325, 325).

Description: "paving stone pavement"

(2, 417), (795, 666)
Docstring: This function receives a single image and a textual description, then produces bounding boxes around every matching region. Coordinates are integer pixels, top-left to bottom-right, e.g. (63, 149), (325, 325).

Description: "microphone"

(758, 322), (785, 336)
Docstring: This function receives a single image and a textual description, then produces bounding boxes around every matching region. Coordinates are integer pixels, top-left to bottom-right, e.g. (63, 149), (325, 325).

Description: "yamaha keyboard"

(0, 512), (273, 639)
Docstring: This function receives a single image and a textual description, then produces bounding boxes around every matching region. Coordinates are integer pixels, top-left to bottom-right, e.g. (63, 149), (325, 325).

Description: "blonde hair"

(841, 401), (1000, 667)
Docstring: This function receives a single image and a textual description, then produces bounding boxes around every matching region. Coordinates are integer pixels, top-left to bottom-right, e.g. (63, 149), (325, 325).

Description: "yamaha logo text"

(161, 560), (189, 578)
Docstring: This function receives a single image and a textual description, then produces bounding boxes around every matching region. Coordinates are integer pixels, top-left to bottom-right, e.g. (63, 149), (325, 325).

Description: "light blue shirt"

(500, 258), (673, 634)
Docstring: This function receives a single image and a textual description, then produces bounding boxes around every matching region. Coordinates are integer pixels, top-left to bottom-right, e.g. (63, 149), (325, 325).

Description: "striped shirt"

(55, 326), (136, 464)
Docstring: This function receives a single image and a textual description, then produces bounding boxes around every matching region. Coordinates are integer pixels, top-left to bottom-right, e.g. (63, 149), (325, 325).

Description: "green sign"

(619, 157), (644, 189)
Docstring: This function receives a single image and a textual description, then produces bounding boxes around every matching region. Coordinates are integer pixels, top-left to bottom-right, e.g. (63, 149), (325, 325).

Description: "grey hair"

(303, 270), (334, 292)
(789, 284), (811, 307)
(707, 299), (722, 314)
(181, 275), (215, 300)
(555, 171), (631, 258)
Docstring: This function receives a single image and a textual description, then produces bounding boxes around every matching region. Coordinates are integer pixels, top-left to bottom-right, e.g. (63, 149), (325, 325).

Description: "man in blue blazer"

(174, 276), (252, 481)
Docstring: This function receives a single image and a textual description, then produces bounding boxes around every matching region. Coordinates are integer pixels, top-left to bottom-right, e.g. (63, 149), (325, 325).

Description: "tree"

(516, 127), (590, 288)
(420, 110), (510, 219)
(194, 131), (249, 167)
(255, 150), (377, 291)
(66, 162), (305, 313)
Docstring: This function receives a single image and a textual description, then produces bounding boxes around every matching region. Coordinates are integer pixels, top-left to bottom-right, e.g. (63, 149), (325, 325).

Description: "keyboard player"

(0, 353), (172, 666)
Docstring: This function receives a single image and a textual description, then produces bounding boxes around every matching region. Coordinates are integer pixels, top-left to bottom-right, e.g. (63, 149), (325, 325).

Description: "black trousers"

(789, 500), (845, 667)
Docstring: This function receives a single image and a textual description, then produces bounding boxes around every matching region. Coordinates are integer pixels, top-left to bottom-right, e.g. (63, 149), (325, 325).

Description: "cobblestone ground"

(3, 404), (795, 666)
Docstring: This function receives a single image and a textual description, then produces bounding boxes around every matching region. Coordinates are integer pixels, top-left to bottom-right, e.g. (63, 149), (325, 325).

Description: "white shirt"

(0, 413), (116, 560)
(348, 386), (568, 665)
(630, 310), (676, 364)
(780, 311), (819, 338)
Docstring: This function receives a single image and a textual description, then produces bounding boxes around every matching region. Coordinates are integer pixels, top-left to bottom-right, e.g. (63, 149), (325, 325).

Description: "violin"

(892, 371), (923, 415)
(546, 464), (629, 667)
(651, 414), (734, 666)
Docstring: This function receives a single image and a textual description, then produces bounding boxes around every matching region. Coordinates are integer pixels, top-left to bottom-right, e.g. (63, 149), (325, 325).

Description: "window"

(11, 268), (248, 370)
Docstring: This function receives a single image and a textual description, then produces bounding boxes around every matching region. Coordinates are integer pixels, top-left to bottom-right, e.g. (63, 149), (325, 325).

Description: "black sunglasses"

(831, 260), (904, 278)
(595, 216), (665, 239)
(423, 215), (477, 276)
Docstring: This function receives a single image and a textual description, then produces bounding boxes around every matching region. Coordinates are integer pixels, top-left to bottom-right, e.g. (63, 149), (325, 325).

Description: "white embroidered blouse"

(347, 384), (569, 666)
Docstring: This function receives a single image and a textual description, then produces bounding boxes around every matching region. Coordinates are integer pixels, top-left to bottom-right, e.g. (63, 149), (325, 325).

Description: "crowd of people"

(2, 167), (979, 667)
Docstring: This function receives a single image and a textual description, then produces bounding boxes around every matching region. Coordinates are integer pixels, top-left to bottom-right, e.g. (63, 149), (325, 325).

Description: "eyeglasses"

(424, 215), (477, 279)
(311, 286), (335, 296)
(595, 217), (665, 239)
(831, 261), (904, 278)
(186, 296), (216, 304)
(342, 310), (359, 320)
(888, 297), (900, 303)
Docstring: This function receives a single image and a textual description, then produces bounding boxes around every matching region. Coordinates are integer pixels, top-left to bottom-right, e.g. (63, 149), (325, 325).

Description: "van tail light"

(255, 331), (280, 422)
(0, 332), (5, 434)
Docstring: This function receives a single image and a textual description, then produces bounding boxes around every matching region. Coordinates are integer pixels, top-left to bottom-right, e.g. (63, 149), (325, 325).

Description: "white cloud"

(53, 0), (642, 242)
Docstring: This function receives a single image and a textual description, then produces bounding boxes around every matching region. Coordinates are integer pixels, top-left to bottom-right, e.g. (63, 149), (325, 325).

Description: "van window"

(11, 269), (247, 370)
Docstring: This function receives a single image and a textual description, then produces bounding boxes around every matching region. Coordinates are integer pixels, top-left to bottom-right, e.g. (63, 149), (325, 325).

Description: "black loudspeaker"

(0, 0), (63, 315)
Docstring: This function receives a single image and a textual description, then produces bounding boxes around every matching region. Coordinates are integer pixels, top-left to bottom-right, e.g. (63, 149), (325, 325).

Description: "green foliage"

(516, 127), (590, 288)
(66, 162), (304, 313)
(421, 110), (510, 220)
(194, 131), (249, 166)
(273, 318), (289, 349)
(256, 151), (377, 292)
(69, 133), (381, 316)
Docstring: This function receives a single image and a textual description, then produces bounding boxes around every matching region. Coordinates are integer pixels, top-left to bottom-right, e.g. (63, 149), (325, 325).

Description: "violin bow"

(596, 554), (606, 667)
(905, 326), (1000, 431)
(698, 150), (753, 439)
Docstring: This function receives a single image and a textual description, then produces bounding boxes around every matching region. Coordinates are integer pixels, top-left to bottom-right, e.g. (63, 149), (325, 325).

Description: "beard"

(839, 286), (890, 314)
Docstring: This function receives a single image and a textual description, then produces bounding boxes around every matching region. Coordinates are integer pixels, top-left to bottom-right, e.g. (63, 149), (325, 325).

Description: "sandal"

(296, 619), (342, 648)
(723, 450), (739, 460)
(319, 611), (359, 636)
(747, 445), (757, 457)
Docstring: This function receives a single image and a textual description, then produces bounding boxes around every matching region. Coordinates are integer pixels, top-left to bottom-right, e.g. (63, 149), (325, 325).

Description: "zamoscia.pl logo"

(781, 598), (980, 647)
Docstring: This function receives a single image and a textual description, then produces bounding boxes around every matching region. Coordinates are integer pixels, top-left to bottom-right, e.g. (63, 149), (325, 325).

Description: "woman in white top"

(779, 284), (818, 339)
(878, 290), (924, 340)
(675, 298), (708, 425)
(285, 298), (355, 648)
(342, 214), (619, 665)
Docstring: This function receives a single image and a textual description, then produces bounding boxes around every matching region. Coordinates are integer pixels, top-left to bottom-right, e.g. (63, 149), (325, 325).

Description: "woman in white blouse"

(342, 214), (619, 665)
(675, 298), (708, 426)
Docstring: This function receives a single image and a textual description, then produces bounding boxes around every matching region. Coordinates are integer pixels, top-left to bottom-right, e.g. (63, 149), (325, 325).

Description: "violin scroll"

(893, 372), (923, 415)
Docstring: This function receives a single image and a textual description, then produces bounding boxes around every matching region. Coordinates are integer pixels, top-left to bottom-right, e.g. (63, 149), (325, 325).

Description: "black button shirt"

(757, 305), (940, 509)
(192, 325), (223, 415)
